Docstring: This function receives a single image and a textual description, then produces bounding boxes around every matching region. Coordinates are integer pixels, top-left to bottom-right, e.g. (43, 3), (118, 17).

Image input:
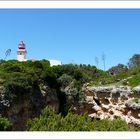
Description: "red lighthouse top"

(18, 41), (25, 49)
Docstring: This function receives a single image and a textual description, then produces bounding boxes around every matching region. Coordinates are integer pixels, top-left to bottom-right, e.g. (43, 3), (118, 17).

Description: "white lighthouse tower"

(17, 41), (27, 61)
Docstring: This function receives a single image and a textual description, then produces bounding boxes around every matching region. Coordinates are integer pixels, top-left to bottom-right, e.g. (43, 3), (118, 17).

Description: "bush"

(27, 107), (133, 131)
(128, 74), (140, 87)
(3, 73), (35, 101)
(57, 74), (73, 89)
(0, 115), (12, 131)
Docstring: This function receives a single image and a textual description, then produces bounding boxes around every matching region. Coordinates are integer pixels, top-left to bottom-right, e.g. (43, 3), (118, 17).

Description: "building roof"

(49, 59), (62, 66)
(18, 41), (26, 49)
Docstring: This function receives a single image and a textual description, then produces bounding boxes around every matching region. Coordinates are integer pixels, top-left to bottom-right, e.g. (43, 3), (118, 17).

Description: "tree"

(128, 54), (140, 68)
(108, 64), (128, 76)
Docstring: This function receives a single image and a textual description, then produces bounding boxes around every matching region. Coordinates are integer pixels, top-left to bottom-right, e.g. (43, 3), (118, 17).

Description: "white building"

(17, 41), (27, 61)
(49, 59), (62, 66)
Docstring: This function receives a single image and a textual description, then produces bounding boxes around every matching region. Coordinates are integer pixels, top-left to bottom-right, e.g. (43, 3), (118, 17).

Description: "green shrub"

(57, 74), (73, 88)
(0, 115), (12, 131)
(128, 74), (140, 87)
(3, 73), (35, 101)
(27, 107), (133, 131)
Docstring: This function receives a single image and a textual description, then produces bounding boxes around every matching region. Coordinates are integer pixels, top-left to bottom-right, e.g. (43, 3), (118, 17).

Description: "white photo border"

(0, 1), (140, 8)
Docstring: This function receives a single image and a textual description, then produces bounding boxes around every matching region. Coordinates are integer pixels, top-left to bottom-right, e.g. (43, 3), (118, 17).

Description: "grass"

(128, 74), (140, 87)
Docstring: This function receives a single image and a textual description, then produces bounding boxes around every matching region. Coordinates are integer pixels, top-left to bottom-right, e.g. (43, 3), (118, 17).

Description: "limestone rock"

(133, 86), (140, 93)
(89, 113), (97, 118)
(88, 86), (112, 98)
(101, 104), (110, 110)
(132, 86), (140, 98)
(126, 99), (140, 110)
(82, 85), (140, 127)
(92, 105), (101, 112)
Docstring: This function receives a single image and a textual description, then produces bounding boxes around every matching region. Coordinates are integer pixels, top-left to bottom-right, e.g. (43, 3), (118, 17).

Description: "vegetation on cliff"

(1, 53), (140, 130)
(0, 59), (108, 130)
(27, 106), (133, 131)
(107, 54), (140, 87)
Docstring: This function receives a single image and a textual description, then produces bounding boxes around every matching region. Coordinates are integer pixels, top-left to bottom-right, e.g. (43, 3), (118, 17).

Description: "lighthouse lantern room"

(17, 41), (27, 61)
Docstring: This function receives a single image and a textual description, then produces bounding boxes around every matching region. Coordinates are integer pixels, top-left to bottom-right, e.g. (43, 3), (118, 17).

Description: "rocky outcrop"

(133, 86), (140, 98)
(74, 85), (140, 127)
(0, 83), (59, 130)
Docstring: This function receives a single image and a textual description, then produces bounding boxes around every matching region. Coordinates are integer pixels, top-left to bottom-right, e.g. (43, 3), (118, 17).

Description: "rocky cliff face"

(74, 85), (140, 127)
(1, 77), (140, 130)
(0, 83), (59, 130)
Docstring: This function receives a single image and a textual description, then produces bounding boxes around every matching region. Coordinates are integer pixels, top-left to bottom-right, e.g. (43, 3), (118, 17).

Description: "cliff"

(1, 60), (140, 131)
(0, 82), (59, 130)
(73, 85), (140, 127)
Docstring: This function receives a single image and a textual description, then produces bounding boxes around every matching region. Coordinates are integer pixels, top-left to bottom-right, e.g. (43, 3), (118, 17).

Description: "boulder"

(101, 104), (110, 110)
(111, 88), (120, 100)
(126, 99), (140, 110)
(133, 86), (140, 98)
(89, 86), (112, 98)
(89, 113), (97, 118)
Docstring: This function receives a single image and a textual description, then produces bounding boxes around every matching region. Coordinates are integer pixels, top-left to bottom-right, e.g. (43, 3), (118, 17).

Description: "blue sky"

(0, 9), (140, 70)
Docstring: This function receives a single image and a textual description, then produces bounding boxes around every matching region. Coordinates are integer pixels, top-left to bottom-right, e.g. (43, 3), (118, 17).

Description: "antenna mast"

(4, 49), (11, 60)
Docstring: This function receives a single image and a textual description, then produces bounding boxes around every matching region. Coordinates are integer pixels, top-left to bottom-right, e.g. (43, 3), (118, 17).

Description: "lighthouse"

(17, 41), (27, 61)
